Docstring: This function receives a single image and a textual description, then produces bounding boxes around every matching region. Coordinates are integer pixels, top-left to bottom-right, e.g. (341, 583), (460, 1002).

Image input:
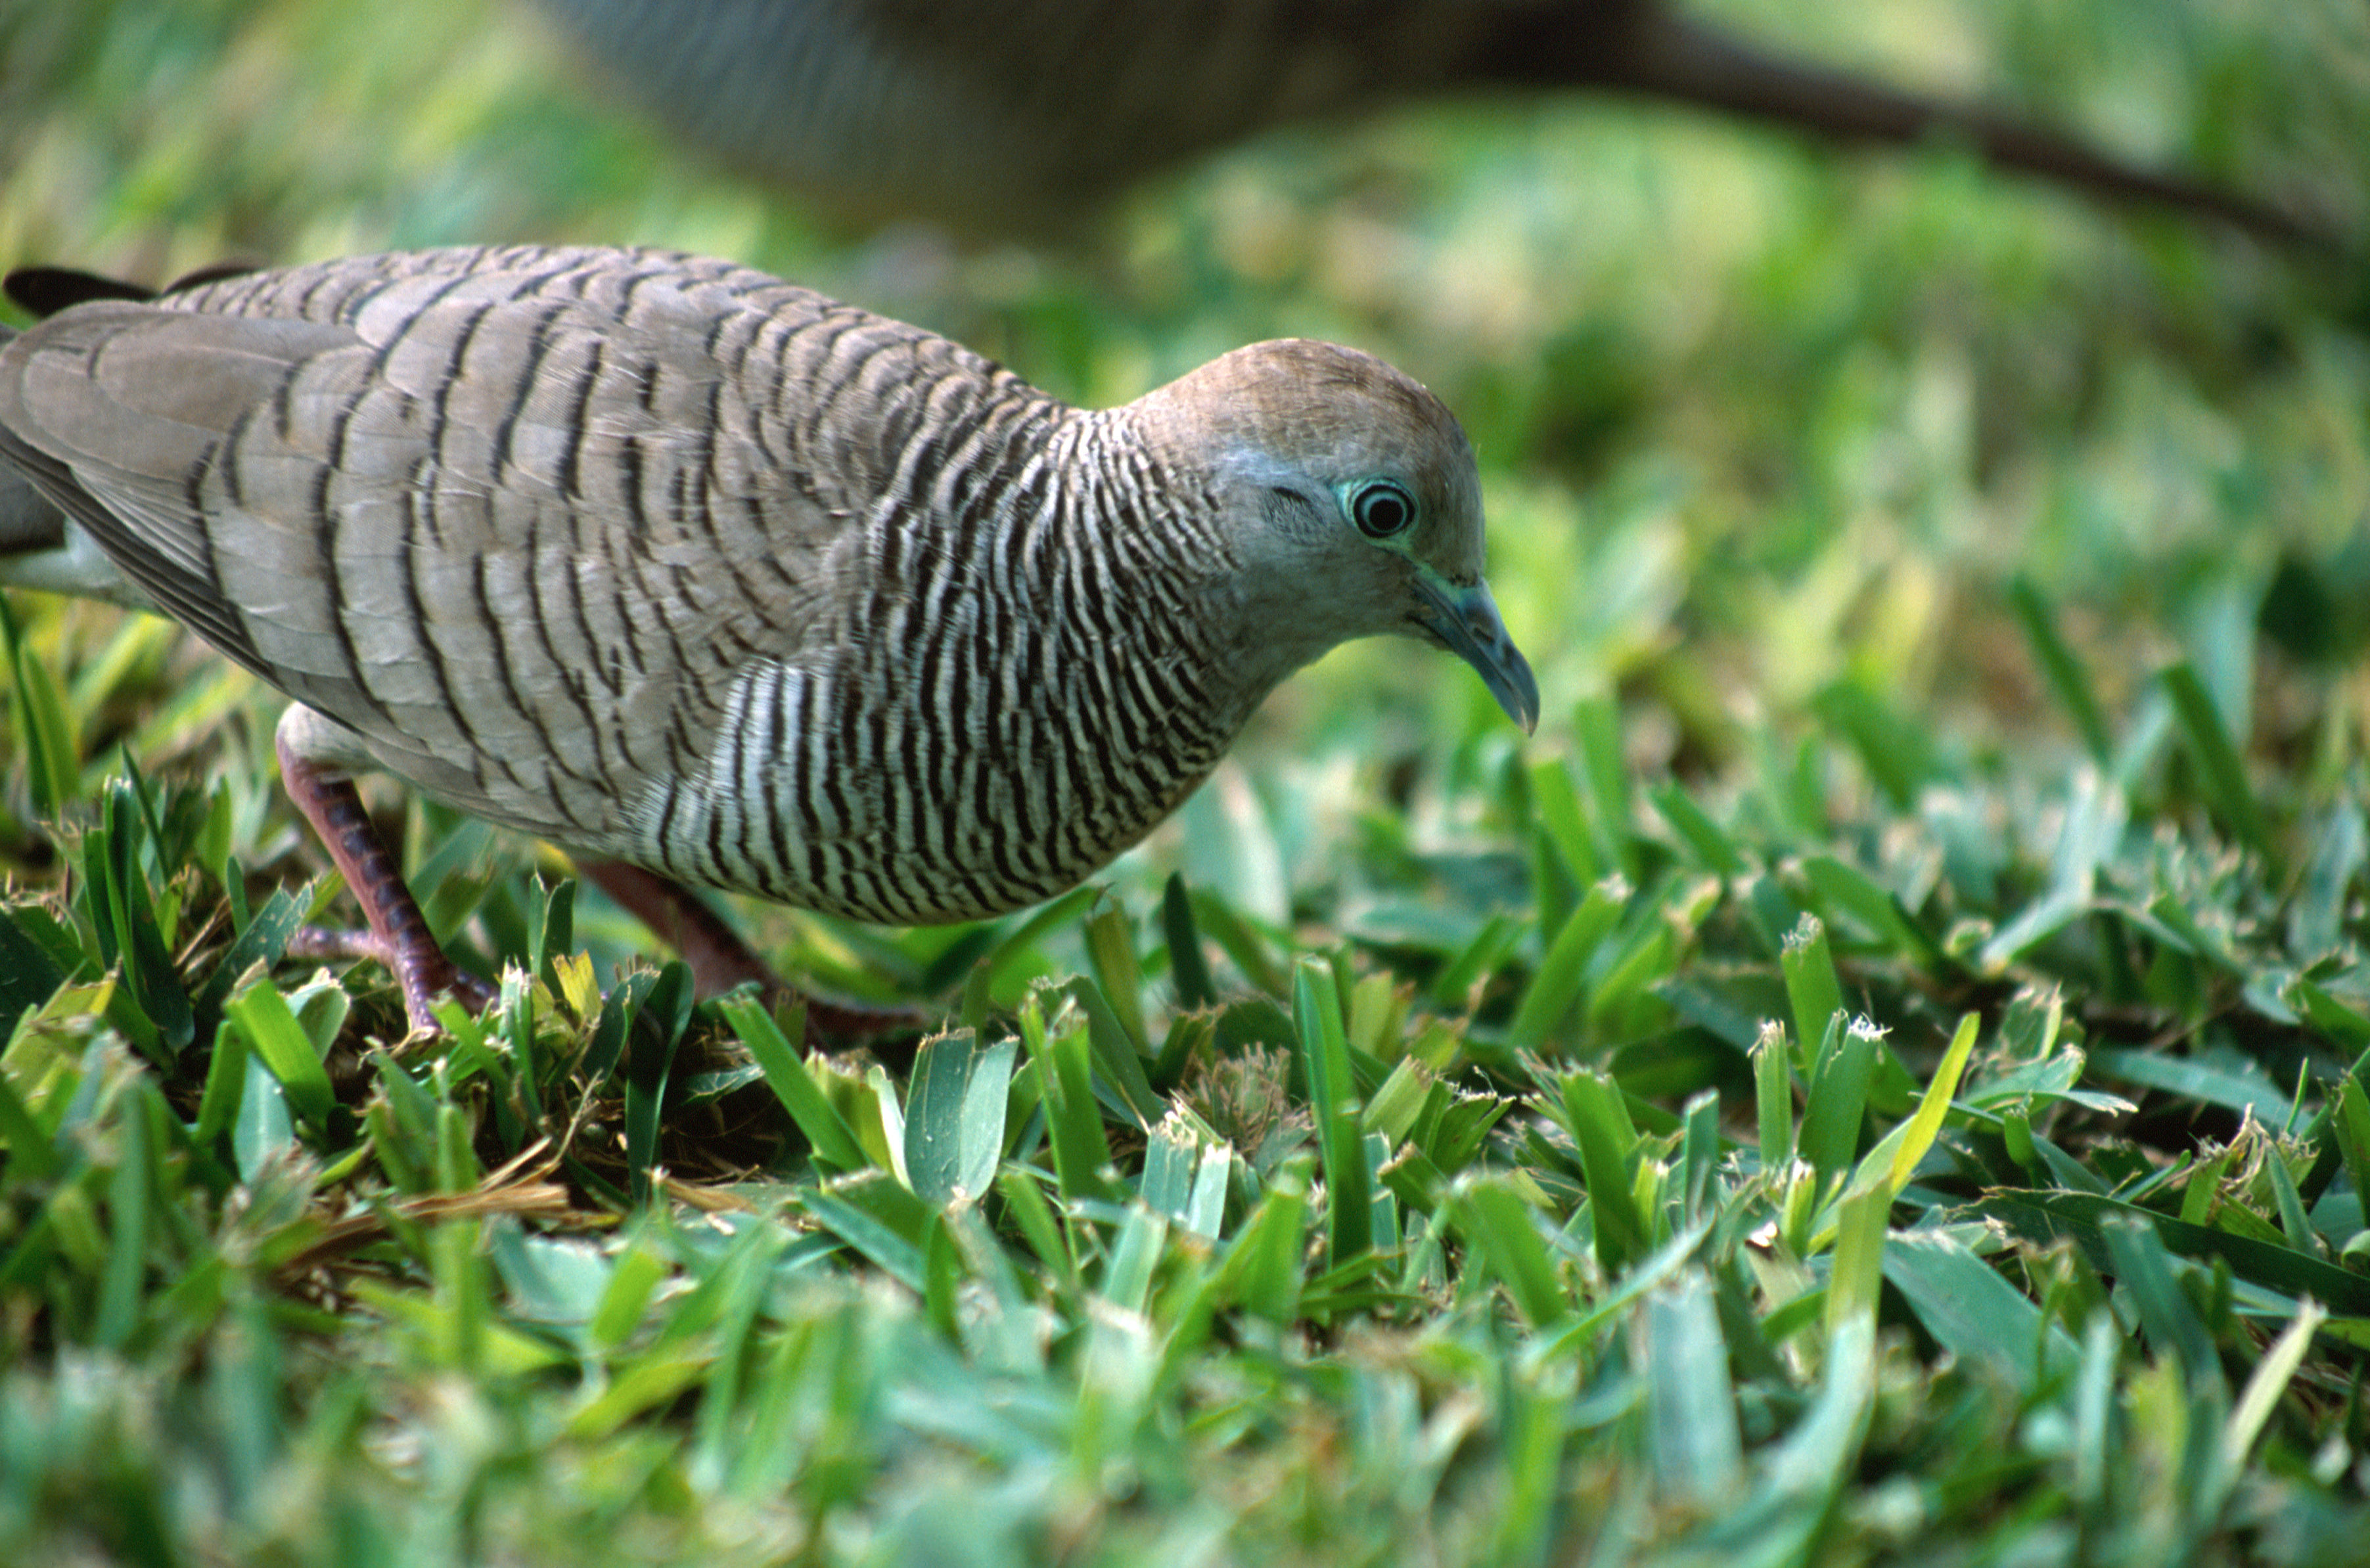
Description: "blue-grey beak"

(1413, 573), (1539, 733)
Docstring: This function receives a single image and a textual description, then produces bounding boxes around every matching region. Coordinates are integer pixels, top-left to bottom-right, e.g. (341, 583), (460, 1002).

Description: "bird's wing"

(0, 305), (353, 672)
(0, 256), (863, 843)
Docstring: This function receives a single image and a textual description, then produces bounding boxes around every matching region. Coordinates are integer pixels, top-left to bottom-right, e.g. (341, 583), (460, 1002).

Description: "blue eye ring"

(1349, 479), (1417, 539)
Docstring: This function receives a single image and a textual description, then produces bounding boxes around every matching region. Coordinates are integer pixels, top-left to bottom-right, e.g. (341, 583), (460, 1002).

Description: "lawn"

(3, 1), (2369, 1563)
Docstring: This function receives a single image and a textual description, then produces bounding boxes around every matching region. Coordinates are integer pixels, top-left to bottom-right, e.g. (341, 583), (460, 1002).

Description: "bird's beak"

(1413, 572), (1539, 733)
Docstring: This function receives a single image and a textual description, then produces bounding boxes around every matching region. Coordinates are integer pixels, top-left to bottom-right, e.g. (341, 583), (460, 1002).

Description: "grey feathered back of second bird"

(537, 0), (2329, 246)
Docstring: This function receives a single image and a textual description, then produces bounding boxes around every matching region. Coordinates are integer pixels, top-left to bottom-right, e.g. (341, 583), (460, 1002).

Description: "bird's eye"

(1350, 480), (1416, 539)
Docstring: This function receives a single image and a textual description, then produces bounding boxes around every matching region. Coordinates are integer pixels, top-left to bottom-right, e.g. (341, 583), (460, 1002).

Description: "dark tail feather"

(1553, 9), (2341, 252)
(4, 259), (255, 320)
(4, 267), (155, 318)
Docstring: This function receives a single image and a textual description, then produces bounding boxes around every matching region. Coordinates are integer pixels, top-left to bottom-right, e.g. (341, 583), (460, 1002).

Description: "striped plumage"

(0, 244), (1536, 1025)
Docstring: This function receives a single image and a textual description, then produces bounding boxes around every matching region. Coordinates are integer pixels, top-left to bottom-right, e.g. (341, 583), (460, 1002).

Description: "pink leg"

(276, 728), (493, 1032)
(574, 858), (932, 1042)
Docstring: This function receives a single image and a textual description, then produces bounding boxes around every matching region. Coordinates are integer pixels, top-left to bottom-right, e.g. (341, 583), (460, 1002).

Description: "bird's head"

(1124, 338), (1538, 732)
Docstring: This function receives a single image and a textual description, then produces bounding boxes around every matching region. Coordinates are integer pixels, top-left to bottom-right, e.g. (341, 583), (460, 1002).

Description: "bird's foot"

(286, 922), (499, 1025)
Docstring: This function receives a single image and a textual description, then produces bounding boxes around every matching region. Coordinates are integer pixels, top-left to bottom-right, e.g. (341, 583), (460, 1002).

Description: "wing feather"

(0, 251), (857, 847)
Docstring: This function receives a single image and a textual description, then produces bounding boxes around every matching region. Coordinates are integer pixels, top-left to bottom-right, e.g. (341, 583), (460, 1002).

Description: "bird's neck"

(1062, 411), (1327, 724)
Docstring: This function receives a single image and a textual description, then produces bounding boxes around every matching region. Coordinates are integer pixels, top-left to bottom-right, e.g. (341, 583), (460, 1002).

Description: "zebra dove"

(538, 0), (2329, 247)
(0, 245), (1538, 1030)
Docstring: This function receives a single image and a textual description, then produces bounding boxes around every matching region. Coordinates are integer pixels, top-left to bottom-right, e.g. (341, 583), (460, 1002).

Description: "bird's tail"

(0, 320), (141, 606)
(1534, 7), (2340, 252)
(1, 277), (170, 606)
(0, 453), (136, 603)
(0, 320), (67, 556)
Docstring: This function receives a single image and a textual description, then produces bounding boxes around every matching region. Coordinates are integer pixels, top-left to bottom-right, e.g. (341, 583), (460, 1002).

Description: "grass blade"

(1022, 993), (1116, 1203)
(1642, 1268), (1743, 1507)
(1780, 915), (1844, 1073)
(1505, 875), (1626, 1053)
(1560, 1069), (1647, 1270)
(721, 996), (867, 1174)
(223, 980), (332, 1130)
(1799, 1016), (1879, 1185)
(1296, 959), (1372, 1266)
(2161, 661), (2271, 861)
(1878, 1011), (1978, 1195)
(2009, 577), (2114, 767)
(1160, 873), (1216, 1010)
(903, 1031), (1016, 1204)
(1753, 1019), (1794, 1171)
(1455, 1175), (1568, 1328)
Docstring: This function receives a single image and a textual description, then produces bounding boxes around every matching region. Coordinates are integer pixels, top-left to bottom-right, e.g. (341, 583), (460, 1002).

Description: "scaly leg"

(276, 717), (492, 1033)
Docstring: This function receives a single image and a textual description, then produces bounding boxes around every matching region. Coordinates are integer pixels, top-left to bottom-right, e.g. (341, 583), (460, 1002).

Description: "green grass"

(5, 1), (2370, 1562)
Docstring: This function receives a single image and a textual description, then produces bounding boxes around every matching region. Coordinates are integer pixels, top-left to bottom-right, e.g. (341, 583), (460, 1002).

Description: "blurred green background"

(3, 0), (2365, 970)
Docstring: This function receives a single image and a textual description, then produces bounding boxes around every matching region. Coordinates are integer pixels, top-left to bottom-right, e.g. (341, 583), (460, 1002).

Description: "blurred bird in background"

(536, 0), (2333, 247)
